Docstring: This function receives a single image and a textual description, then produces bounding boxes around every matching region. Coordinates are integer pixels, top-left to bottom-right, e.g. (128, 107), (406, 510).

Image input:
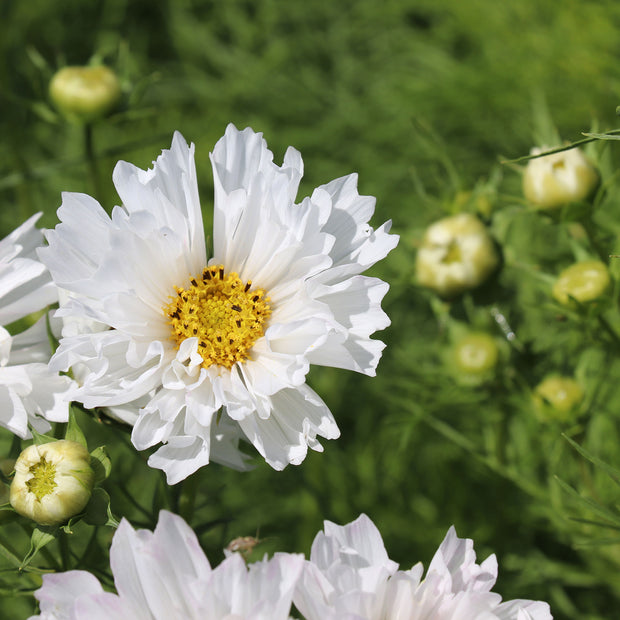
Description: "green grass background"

(3, 1), (620, 618)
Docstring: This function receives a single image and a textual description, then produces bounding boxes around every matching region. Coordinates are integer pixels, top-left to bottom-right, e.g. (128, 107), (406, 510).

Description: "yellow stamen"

(164, 265), (271, 369)
(26, 456), (57, 501)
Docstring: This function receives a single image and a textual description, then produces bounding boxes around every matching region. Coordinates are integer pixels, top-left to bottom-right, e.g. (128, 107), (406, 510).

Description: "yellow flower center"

(441, 240), (462, 264)
(164, 265), (271, 369)
(26, 456), (57, 501)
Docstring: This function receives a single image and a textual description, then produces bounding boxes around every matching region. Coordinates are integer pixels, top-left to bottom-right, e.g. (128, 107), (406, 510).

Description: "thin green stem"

(84, 124), (104, 203)
(58, 533), (71, 572)
(580, 217), (610, 263)
(597, 313), (620, 348)
(177, 472), (199, 524)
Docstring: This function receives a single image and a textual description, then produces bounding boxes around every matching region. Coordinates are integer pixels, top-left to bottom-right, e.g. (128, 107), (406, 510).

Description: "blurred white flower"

(522, 146), (598, 209)
(39, 125), (398, 483)
(0, 213), (73, 438)
(416, 213), (499, 298)
(10, 440), (94, 526)
(294, 513), (553, 620)
(29, 510), (304, 620)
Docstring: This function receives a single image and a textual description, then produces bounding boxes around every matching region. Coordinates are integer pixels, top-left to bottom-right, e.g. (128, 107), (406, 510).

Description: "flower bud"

(10, 441), (95, 526)
(416, 213), (499, 298)
(532, 376), (584, 422)
(453, 332), (499, 373)
(49, 66), (121, 124)
(552, 260), (610, 306)
(522, 147), (599, 209)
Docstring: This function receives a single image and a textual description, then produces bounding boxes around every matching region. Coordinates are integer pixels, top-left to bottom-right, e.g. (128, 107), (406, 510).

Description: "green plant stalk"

(84, 124), (104, 204)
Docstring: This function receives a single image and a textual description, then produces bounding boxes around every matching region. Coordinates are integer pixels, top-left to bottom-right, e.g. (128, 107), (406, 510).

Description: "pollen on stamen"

(163, 265), (271, 369)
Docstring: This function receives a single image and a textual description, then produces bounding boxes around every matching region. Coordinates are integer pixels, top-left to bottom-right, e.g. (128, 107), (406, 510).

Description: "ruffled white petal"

(237, 384), (340, 470)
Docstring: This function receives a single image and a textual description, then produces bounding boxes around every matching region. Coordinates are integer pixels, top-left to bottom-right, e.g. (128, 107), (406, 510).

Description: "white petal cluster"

(39, 125), (399, 483)
(294, 514), (553, 620)
(29, 511), (552, 620)
(29, 510), (304, 620)
(0, 214), (73, 438)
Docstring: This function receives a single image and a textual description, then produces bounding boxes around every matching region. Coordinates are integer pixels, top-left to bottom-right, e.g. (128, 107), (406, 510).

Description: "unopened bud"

(453, 332), (498, 373)
(416, 213), (499, 298)
(523, 147), (599, 209)
(533, 376), (584, 422)
(10, 441), (94, 526)
(49, 66), (121, 124)
(552, 260), (610, 306)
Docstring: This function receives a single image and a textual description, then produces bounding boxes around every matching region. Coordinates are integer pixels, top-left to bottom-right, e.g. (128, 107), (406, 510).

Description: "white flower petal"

(33, 570), (104, 620)
(237, 384), (340, 470)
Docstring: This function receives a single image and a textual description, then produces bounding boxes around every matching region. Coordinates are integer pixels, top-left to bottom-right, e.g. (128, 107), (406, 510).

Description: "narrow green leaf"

(89, 446), (111, 484)
(0, 539), (22, 568)
(572, 536), (620, 548)
(21, 526), (58, 570)
(582, 131), (620, 141)
(562, 434), (620, 485)
(569, 517), (620, 531)
(554, 476), (620, 526)
(65, 407), (88, 448)
(83, 488), (119, 528)
(30, 429), (57, 446)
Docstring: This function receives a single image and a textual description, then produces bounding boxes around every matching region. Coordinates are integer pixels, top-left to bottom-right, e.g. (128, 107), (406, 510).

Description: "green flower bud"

(416, 213), (499, 298)
(449, 332), (499, 386)
(552, 260), (610, 306)
(10, 441), (95, 526)
(49, 66), (121, 124)
(532, 376), (584, 422)
(523, 146), (599, 209)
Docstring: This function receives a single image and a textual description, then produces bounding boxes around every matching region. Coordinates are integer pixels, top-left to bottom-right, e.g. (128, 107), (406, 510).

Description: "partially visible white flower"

(39, 126), (398, 483)
(416, 213), (498, 298)
(29, 510), (304, 620)
(522, 146), (599, 209)
(294, 514), (553, 620)
(0, 214), (73, 437)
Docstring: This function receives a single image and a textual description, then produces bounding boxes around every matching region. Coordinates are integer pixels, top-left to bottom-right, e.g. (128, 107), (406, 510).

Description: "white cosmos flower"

(29, 510), (304, 620)
(39, 125), (398, 483)
(294, 514), (553, 620)
(0, 213), (73, 438)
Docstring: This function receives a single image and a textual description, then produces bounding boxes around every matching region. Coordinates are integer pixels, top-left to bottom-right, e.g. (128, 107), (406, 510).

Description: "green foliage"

(3, 0), (620, 618)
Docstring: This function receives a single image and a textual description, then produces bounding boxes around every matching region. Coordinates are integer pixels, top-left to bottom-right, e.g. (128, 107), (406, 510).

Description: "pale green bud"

(552, 260), (610, 306)
(49, 66), (121, 123)
(10, 441), (95, 526)
(416, 213), (499, 298)
(533, 376), (584, 422)
(523, 147), (599, 209)
(449, 332), (500, 386)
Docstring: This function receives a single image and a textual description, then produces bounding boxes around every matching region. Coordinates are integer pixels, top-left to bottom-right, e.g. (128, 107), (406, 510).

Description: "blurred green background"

(3, 1), (620, 618)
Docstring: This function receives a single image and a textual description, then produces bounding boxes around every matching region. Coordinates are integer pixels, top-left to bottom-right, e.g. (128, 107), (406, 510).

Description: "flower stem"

(84, 123), (104, 203)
